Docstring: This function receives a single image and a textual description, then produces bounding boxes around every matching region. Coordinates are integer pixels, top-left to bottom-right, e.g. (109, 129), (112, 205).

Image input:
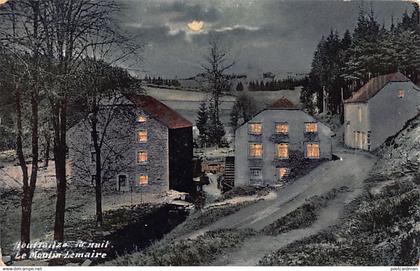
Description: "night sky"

(119, 0), (413, 79)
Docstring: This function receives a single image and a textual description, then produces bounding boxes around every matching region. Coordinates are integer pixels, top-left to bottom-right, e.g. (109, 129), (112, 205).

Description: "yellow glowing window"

(137, 151), (147, 163)
(275, 123), (289, 134)
(137, 115), (146, 123)
(278, 168), (287, 179)
(398, 90), (404, 98)
(306, 143), (320, 158)
(249, 143), (263, 158)
(305, 122), (317, 133)
(137, 131), (147, 142)
(248, 123), (262, 135)
(276, 143), (288, 159)
(138, 175), (148, 185)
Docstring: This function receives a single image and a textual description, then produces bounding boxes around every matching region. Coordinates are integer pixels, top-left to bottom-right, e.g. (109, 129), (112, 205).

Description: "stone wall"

(68, 103), (170, 194)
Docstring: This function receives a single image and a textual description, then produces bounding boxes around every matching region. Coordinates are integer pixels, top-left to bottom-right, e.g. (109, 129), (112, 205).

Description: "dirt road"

(186, 149), (377, 265)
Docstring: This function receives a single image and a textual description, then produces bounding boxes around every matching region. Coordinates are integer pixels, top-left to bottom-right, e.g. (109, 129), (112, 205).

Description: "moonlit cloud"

(119, 0), (413, 78)
(187, 20), (205, 32)
(214, 25), (260, 33)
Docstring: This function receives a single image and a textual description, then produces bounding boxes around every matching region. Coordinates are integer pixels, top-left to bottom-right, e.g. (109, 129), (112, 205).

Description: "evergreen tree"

(207, 101), (225, 146)
(341, 30), (352, 49)
(248, 81), (254, 91)
(301, 3), (420, 118)
(230, 103), (240, 129)
(230, 93), (258, 130)
(236, 81), (244, 91)
(196, 102), (209, 147)
(343, 7), (384, 82)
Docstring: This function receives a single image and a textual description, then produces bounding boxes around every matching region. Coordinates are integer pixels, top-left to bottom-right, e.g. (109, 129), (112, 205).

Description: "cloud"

(118, 0), (413, 78)
(143, 1), (222, 23)
(214, 24), (260, 32)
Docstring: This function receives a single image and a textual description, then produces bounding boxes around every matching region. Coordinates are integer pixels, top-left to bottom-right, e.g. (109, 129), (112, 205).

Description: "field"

(144, 86), (302, 126)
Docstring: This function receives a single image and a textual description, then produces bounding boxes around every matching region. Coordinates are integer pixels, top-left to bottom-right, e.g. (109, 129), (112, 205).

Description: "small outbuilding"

(344, 72), (420, 150)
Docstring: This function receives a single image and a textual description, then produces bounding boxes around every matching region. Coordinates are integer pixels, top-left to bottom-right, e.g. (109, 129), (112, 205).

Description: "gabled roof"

(126, 94), (192, 129)
(344, 72), (411, 103)
(268, 97), (298, 110)
(235, 97), (301, 131)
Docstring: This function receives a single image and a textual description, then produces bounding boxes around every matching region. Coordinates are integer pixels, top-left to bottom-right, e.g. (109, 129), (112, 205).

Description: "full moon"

(187, 20), (204, 32)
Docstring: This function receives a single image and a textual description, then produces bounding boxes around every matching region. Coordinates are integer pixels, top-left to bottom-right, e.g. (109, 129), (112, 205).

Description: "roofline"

(345, 79), (420, 104)
(344, 73), (414, 103)
(234, 107), (301, 131)
(125, 94), (193, 129)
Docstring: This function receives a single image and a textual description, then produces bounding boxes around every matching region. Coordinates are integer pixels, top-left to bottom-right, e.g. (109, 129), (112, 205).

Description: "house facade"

(69, 94), (193, 194)
(234, 98), (333, 187)
(344, 72), (420, 151)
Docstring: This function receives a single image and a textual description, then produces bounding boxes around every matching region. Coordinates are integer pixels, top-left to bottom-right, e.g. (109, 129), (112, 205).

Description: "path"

(184, 149), (377, 265)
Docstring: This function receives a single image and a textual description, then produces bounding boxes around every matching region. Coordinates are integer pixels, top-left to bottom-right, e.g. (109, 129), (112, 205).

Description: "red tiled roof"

(127, 94), (192, 129)
(269, 97), (297, 109)
(344, 72), (410, 103)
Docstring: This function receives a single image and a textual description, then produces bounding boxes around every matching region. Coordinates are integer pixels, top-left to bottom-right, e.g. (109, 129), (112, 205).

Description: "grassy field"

(144, 86), (302, 125)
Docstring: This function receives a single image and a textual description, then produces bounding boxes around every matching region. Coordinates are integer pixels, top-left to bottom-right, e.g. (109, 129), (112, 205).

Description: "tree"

(305, 30), (346, 114)
(342, 7), (384, 82)
(207, 101), (225, 147)
(201, 38), (234, 146)
(1, 0), (135, 243)
(75, 60), (138, 226)
(301, 3), (420, 121)
(36, 0), (131, 241)
(236, 81), (244, 91)
(230, 93), (258, 130)
(196, 102), (209, 147)
(0, 0), (45, 256)
(72, 17), (140, 226)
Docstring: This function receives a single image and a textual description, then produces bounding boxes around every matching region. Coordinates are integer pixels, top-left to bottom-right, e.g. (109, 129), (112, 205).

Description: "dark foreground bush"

(216, 186), (271, 202)
(109, 229), (256, 266)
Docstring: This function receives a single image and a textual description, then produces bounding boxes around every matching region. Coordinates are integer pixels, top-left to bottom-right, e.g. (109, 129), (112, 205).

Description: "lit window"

(278, 168), (288, 180)
(305, 122), (317, 133)
(306, 143), (320, 159)
(275, 123), (289, 134)
(398, 90), (404, 98)
(137, 115), (146, 123)
(248, 123), (262, 135)
(276, 143), (288, 159)
(250, 168), (262, 180)
(138, 174), (148, 185)
(137, 151), (147, 163)
(249, 143), (263, 158)
(137, 131), (147, 142)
